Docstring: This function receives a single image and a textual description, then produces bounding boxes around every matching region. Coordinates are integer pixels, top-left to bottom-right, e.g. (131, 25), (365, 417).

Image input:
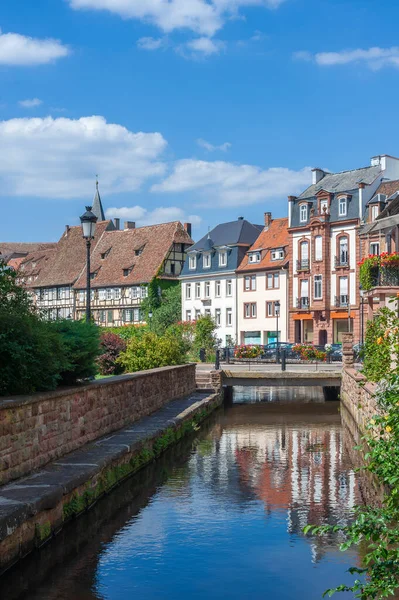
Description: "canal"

(0, 387), (361, 600)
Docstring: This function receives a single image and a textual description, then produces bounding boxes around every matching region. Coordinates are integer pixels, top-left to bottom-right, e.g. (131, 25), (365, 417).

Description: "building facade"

(288, 155), (399, 344)
(180, 218), (262, 346)
(236, 214), (289, 345)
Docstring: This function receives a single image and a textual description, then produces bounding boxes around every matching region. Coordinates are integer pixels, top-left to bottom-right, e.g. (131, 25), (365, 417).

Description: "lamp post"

(360, 285), (365, 347)
(148, 310), (153, 331)
(275, 300), (281, 363)
(80, 206), (97, 322)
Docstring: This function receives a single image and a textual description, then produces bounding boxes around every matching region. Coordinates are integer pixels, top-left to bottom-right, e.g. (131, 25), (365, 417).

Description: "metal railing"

(334, 254), (349, 268)
(296, 259), (310, 271)
(335, 295), (349, 307)
(296, 296), (310, 309)
(371, 266), (399, 288)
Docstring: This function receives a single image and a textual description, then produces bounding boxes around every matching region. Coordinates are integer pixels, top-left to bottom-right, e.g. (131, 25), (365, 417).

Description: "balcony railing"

(296, 296), (310, 309)
(370, 266), (399, 288)
(334, 254), (349, 268)
(335, 295), (349, 308)
(296, 259), (310, 272)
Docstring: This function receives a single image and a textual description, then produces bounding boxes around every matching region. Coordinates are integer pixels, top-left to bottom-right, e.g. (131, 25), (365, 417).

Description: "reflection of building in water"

(232, 385), (326, 404)
(190, 412), (359, 562)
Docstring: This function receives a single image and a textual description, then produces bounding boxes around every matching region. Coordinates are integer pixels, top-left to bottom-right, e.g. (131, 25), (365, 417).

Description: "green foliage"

(118, 331), (186, 373)
(0, 310), (64, 395)
(97, 331), (127, 375)
(359, 253), (399, 291)
(305, 369), (399, 598)
(234, 345), (261, 359)
(0, 259), (34, 314)
(50, 319), (100, 385)
(142, 282), (182, 335)
(106, 324), (147, 341)
(193, 314), (217, 355)
(363, 307), (399, 382)
(292, 343), (327, 361)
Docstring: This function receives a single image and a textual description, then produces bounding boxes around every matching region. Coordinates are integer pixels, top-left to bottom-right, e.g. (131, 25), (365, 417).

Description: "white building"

(180, 218), (263, 346)
(236, 214), (289, 345)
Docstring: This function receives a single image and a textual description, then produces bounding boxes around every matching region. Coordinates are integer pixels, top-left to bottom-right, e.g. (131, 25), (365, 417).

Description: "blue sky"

(1, 0), (399, 242)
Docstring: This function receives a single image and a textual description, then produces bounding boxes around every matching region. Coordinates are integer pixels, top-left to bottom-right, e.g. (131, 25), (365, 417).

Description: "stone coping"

(0, 389), (218, 549)
(0, 364), (196, 410)
(222, 370), (342, 379)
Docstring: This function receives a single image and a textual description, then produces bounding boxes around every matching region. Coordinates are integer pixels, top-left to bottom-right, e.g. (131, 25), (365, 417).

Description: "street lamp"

(275, 300), (281, 363)
(80, 206), (98, 322)
(148, 310), (153, 331)
(360, 284), (365, 347)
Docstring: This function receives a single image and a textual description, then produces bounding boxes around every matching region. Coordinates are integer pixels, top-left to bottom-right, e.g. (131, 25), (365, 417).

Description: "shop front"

(293, 315), (314, 343)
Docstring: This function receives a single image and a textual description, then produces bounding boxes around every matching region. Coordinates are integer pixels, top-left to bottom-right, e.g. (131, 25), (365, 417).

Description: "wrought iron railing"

(296, 296), (310, 309)
(371, 266), (399, 288)
(334, 254), (349, 268)
(296, 259), (310, 271)
(335, 295), (349, 307)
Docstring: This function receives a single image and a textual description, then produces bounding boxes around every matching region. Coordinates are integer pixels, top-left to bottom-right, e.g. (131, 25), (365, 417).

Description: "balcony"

(335, 295), (349, 308)
(334, 254), (349, 268)
(296, 297), (310, 309)
(296, 259), (310, 272)
(370, 266), (399, 288)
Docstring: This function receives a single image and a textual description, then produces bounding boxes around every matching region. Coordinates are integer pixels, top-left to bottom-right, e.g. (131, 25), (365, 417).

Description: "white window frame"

(215, 308), (221, 326)
(99, 289), (107, 301)
(186, 283), (192, 300)
(314, 275), (322, 300)
(114, 288), (121, 300)
(300, 204), (308, 222)
(226, 308), (232, 326)
(218, 251), (227, 267)
(195, 309), (201, 320)
(339, 197), (347, 217)
(370, 242), (380, 256)
(248, 252), (261, 264)
(315, 236), (322, 261)
(185, 310), (192, 322)
(205, 281), (210, 298)
(371, 205), (379, 221)
(189, 254), (196, 270)
(266, 301), (273, 317)
(203, 253), (211, 269)
(271, 249), (284, 261)
(215, 280), (221, 297)
(195, 282), (201, 299)
(141, 287), (148, 299)
(106, 288), (113, 301)
(226, 280), (232, 297)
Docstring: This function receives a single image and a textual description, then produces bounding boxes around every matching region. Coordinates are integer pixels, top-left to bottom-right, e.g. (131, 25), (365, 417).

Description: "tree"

(193, 314), (217, 356)
(142, 282), (182, 335)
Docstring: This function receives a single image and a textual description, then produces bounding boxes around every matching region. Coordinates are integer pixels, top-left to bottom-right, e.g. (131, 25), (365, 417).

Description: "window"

(339, 237), (348, 265)
(315, 236), (322, 261)
(99, 289), (107, 301)
(205, 309), (211, 317)
(186, 310), (192, 321)
(244, 303), (257, 318)
(244, 275), (256, 291)
(79, 290), (85, 302)
(186, 283), (192, 299)
(135, 246), (144, 257)
(141, 287), (148, 298)
(114, 288), (121, 300)
(99, 310), (106, 323)
(339, 276), (349, 306)
(133, 308), (141, 322)
(195, 282), (201, 298)
(205, 281), (210, 298)
(107, 310), (114, 324)
(131, 286), (139, 299)
(106, 288), (113, 300)
(266, 302), (273, 317)
(189, 254), (196, 270)
(371, 205), (379, 221)
(274, 273), (279, 289)
(271, 248), (284, 261)
(248, 252), (261, 263)
(320, 199), (328, 214)
(203, 253), (211, 268)
(370, 242), (380, 256)
(339, 197), (347, 217)
(195, 309), (201, 320)
(314, 275), (322, 299)
(219, 251), (227, 267)
(266, 272), (279, 289)
(215, 280), (221, 297)
(226, 280), (232, 297)
(215, 308), (221, 326)
(300, 204), (308, 222)
(226, 308), (232, 326)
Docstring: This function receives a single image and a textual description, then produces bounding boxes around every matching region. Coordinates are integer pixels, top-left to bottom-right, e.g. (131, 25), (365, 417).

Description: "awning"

(293, 314), (313, 320)
(331, 312), (350, 319)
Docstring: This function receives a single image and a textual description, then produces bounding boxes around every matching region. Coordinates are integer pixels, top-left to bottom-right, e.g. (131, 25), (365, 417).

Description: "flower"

(376, 337), (384, 345)
(385, 426), (392, 433)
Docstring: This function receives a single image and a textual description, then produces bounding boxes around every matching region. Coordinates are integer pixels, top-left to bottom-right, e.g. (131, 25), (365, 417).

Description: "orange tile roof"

(375, 180), (399, 198)
(18, 247), (58, 284)
(74, 221), (193, 288)
(236, 217), (290, 272)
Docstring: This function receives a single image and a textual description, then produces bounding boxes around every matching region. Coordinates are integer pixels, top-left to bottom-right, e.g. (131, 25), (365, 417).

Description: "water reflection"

(0, 399), (361, 600)
(232, 385), (327, 403)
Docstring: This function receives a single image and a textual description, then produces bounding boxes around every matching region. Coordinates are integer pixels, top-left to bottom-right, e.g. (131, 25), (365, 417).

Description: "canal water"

(0, 387), (361, 600)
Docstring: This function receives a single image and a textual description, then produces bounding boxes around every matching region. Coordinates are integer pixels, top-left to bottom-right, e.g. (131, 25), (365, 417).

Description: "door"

(319, 330), (327, 346)
(295, 320), (301, 343)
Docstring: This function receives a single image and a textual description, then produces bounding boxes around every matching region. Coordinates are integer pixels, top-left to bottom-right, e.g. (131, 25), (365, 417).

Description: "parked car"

(261, 342), (298, 359)
(353, 343), (365, 362)
(329, 344), (342, 362)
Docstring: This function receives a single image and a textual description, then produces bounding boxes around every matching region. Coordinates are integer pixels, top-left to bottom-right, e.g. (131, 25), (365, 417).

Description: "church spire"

(92, 176), (105, 222)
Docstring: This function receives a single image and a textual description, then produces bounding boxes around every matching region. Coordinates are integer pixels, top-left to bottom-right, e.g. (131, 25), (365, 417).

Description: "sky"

(1, 0), (399, 242)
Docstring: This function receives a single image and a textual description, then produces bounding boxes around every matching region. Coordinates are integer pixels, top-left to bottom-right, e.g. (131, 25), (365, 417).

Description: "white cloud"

(68, 0), (286, 37)
(152, 159), (311, 206)
(0, 116), (167, 198)
(183, 36), (225, 56)
(137, 36), (166, 51)
(105, 205), (201, 227)
(18, 98), (43, 108)
(197, 138), (231, 152)
(0, 29), (69, 66)
(294, 47), (399, 70)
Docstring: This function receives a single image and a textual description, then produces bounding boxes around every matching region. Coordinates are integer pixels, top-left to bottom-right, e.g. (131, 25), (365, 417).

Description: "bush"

(0, 311), (64, 395)
(118, 331), (186, 373)
(234, 345), (261, 359)
(193, 314), (217, 356)
(292, 344), (326, 361)
(97, 332), (126, 375)
(50, 319), (100, 385)
(363, 307), (399, 382)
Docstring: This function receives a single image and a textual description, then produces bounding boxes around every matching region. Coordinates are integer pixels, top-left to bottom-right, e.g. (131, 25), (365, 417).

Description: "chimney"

(184, 222), (192, 237)
(264, 212), (272, 229)
(124, 221), (136, 230)
(65, 225), (70, 236)
(311, 168), (326, 185)
(114, 218), (120, 230)
(238, 216), (244, 220)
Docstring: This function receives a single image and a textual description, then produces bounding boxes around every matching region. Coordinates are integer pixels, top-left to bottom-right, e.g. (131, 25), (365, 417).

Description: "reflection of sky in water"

(232, 385), (327, 403)
(95, 403), (359, 600)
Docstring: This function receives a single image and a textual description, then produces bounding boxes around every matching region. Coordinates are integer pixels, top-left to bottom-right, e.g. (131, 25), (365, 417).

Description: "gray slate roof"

(190, 219), (263, 252)
(92, 182), (105, 222)
(299, 166), (381, 199)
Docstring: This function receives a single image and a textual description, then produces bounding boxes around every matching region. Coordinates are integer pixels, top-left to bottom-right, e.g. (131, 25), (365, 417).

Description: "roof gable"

(298, 165), (381, 200)
(237, 218), (290, 272)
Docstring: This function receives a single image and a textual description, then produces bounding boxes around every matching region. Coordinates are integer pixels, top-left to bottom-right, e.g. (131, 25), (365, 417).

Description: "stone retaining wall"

(341, 367), (378, 435)
(0, 364), (196, 486)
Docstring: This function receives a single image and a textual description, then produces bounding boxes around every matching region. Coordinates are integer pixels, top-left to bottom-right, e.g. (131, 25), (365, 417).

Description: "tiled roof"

(0, 242), (56, 263)
(374, 179), (399, 198)
(189, 219), (263, 252)
(74, 221), (193, 288)
(298, 166), (381, 199)
(18, 247), (58, 284)
(33, 221), (115, 288)
(237, 218), (289, 272)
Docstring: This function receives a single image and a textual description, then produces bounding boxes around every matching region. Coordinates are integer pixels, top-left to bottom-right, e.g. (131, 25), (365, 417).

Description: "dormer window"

(371, 205), (379, 221)
(123, 266), (134, 277)
(300, 204), (308, 223)
(248, 252), (261, 263)
(319, 199), (328, 214)
(218, 250), (227, 267)
(101, 248), (111, 260)
(203, 253), (211, 269)
(271, 248), (284, 261)
(189, 254), (197, 270)
(135, 245), (145, 257)
(339, 197), (347, 217)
